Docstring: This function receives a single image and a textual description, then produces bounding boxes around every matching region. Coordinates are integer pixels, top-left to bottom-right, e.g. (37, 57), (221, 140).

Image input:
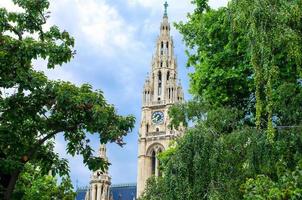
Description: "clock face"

(152, 111), (164, 124)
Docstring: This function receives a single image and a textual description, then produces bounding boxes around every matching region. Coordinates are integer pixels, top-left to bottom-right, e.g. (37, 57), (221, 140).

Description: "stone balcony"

(143, 99), (176, 107)
(146, 130), (179, 138)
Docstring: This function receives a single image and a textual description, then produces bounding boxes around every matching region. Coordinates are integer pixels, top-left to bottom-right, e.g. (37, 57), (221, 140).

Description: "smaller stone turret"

(85, 144), (111, 200)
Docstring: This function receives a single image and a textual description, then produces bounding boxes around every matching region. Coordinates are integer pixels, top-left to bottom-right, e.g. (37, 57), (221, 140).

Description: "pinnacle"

(163, 1), (168, 18)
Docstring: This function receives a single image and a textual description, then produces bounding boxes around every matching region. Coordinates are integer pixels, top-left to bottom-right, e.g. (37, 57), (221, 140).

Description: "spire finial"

(164, 1), (168, 17)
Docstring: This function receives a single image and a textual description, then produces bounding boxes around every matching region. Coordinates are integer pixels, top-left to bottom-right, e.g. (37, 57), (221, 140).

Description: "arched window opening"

(152, 73), (155, 84)
(151, 151), (156, 175)
(158, 71), (162, 95)
(156, 128), (159, 132)
(166, 42), (169, 57)
(172, 88), (174, 99)
(160, 61), (163, 67)
(95, 185), (98, 199)
(168, 88), (171, 99)
(146, 124), (149, 133)
(161, 42), (164, 55)
(167, 71), (170, 81)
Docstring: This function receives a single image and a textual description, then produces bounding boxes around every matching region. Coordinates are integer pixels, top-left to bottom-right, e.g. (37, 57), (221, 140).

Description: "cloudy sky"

(1, 0), (228, 188)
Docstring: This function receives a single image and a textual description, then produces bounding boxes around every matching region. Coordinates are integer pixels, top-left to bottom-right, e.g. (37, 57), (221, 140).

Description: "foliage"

(139, 176), (166, 200)
(175, 0), (302, 130)
(231, 0), (302, 139)
(141, 118), (302, 199)
(242, 161), (302, 200)
(0, 0), (135, 199)
(273, 83), (302, 126)
(174, 3), (253, 112)
(13, 163), (76, 200)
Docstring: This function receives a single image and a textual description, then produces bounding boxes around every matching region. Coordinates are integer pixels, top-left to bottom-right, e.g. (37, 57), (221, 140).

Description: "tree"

(230, 0), (302, 140)
(14, 163), (76, 200)
(142, 109), (302, 199)
(0, 1), (135, 199)
(242, 162), (302, 200)
(174, 1), (253, 113)
(175, 0), (302, 131)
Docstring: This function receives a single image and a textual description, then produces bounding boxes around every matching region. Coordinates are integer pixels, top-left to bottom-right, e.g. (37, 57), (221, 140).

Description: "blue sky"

(1, 0), (228, 189)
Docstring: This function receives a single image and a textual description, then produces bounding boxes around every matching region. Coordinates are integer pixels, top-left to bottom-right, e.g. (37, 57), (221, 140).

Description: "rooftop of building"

(76, 183), (137, 200)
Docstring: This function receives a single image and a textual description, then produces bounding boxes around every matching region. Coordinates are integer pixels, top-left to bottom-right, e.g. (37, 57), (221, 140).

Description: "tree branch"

(26, 130), (62, 160)
(4, 22), (22, 40)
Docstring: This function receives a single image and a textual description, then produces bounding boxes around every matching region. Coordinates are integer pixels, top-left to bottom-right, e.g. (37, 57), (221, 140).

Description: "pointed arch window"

(166, 41), (169, 57)
(95, 185), (98, 199)
(101, 185), (103, 198)
(151, 151), (156, 175)
(158, 71), (162, 96)
(161, 42), (164, 55)
(172, 88), (174, 99)
(167, 71), (170, 81)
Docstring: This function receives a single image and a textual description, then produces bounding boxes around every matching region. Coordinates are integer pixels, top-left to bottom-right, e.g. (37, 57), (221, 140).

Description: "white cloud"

(127, 0), (229, 15)
(0, 0), (24, 12)
(48, 0), (144, 57)
(33, 59), (81, 84)
(209, 0), (229, 9)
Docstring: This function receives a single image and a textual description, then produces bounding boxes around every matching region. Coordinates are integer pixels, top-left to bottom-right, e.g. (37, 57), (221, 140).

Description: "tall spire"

(163, 1), (168, 18)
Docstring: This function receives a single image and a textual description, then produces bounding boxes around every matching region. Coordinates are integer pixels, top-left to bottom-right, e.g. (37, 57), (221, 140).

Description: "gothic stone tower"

(85, 145), (112, 200)
(136, 1), (184, 197)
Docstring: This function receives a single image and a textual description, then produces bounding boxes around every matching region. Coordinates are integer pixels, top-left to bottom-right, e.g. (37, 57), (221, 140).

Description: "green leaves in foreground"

(141, 123), (302, 200)
(14, 163), (76, 200)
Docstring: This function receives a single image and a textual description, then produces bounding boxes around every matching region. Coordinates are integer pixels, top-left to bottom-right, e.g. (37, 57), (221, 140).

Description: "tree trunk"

(1, 131), (60, 200)
(3, 170), (21, 200)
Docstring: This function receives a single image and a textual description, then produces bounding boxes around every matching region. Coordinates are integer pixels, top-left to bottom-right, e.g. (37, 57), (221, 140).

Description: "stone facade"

(85, 145), (112, 200)
(136, 2), (185, 198)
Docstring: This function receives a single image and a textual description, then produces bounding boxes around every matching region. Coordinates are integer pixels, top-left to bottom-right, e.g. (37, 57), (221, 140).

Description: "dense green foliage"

(141, 122), (302, 200)
(141, 0), (302, 199)
(14, 164), (75, 200)
(0, 0), (135, 199)
(175, 0), (302, 129)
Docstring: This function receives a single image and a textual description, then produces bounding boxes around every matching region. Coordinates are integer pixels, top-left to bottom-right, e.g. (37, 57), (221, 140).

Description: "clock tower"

(136, 1), (185, 197)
